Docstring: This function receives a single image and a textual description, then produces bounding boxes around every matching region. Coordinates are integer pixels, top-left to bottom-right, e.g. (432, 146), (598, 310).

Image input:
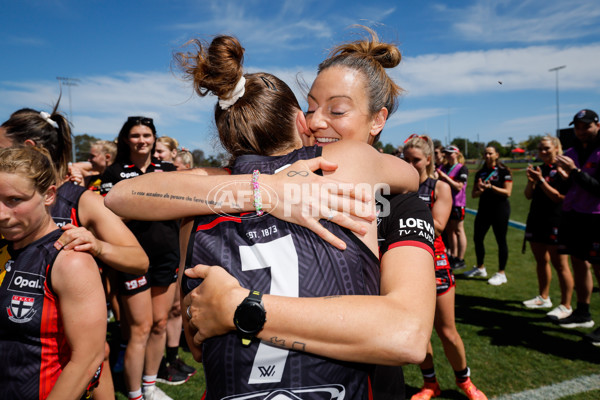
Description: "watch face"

(235, 302), (266, 335)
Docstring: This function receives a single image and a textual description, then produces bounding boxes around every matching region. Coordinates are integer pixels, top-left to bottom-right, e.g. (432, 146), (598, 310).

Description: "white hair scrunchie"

(40, 111), (59, 129)
(218, 76), (246, 110)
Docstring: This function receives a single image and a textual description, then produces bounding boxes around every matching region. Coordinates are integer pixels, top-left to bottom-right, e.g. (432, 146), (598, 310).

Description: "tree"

(382, 143), (397, 154)
(74, 134), (100, 162)
(195, 152), (229, 168)
(507, 136), (517, 152)
(192, 149), (206, 167)
(523, 135), (545, 153)
(450, 137), (484, 160)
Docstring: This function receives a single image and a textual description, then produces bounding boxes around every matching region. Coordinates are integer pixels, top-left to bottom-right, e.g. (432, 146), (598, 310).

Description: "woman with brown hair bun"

(177, 34), (436, 399)
(106, 32), (435, 399)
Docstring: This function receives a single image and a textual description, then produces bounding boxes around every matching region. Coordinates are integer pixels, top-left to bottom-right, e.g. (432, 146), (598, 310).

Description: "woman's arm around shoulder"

(47, 250), (106, 400)
(322, 140), (419, 193)
(77, 189), (149, 274)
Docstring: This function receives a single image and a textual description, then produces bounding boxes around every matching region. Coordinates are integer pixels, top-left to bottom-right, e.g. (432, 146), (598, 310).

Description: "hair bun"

(367, 43), (401, 69)
(334, 26), (401, 69)
(175, 35), (245, 99)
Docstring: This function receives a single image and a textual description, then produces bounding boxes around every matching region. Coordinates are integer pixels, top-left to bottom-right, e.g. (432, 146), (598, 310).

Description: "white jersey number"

(239, 234), (298, 384)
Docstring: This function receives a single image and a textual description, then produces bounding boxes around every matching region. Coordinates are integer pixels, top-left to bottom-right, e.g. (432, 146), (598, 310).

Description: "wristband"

(251, 170), (264, 216)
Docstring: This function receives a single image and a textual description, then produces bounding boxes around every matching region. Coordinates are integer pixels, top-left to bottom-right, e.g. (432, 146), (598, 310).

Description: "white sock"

(142, 374), (157, 388)
(128, 388), (143, 400)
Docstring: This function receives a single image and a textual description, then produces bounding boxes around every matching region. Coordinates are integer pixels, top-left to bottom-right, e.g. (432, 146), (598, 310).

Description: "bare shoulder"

(321, 140), (378, 161)
(436, 179), (452, 195)
(53, 250), (98, 289)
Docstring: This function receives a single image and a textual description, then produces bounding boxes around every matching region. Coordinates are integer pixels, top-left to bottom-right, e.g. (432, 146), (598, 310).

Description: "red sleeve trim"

(196, 215), (241, 231)
(387, 240), (434, 257)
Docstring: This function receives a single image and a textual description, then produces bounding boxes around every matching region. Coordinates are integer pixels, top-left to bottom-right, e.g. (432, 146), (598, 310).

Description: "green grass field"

(114, 162), (600, 399)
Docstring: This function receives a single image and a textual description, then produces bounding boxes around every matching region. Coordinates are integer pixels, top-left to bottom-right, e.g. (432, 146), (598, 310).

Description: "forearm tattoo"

(286, 170), (309, 177)
(130, 190), (232, 208)
(269, 336), (307, 352)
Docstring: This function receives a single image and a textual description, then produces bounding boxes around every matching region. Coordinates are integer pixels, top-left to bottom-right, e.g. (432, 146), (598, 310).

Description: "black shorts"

(435, 268), (456, 296)
(449, 206), (465, 221)
(525, 218), (560, 245)
(558, 211), (600, 264)
(117, 263), (178, 296)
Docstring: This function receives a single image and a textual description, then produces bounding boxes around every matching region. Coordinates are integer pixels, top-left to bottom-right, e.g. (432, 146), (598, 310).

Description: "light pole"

(548, 65), (566, 136)
(56, 77), (80, 162)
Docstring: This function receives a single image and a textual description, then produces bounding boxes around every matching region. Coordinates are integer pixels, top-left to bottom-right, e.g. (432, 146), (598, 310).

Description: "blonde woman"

(523, 136), (574, 320)
(154, 136), (179, 163)
(0, 146), (106, 400)
(403, 135), (487, 400)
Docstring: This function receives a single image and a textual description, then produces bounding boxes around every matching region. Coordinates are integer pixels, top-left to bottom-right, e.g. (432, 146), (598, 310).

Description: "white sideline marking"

(492, 374), (600, 400)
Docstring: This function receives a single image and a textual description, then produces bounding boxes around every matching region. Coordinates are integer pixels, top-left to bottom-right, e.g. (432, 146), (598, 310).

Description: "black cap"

(569, 109), (599, 125)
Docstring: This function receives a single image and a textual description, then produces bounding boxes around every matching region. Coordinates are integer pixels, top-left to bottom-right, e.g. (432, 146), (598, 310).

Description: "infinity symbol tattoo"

(286, 170), (309, 177)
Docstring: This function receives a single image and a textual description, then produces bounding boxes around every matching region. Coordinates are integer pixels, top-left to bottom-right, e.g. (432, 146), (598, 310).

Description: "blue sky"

(2, 0), (599, 156)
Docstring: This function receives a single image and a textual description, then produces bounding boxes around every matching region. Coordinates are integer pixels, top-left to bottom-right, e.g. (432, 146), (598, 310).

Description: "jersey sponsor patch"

(398, 217), (435, 244)
(7, 294), (36, 323)
(124, 275), (148, 291)
(8, 271), (44, 295)
(52, 216), (73, 228)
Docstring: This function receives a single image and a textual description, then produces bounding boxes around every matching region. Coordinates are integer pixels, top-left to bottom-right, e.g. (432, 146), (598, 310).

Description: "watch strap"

(236, 289), (264, 347)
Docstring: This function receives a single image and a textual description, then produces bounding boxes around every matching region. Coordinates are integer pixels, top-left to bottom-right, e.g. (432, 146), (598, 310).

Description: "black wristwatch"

(233, 289), (266, 347)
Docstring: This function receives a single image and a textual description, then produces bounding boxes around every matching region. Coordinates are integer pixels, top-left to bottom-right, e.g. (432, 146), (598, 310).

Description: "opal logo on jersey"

(53, 217), (72, 228)
(120, 171), (140, 179)
(8, 271), (44, 295)
(7, 295), (36, 323)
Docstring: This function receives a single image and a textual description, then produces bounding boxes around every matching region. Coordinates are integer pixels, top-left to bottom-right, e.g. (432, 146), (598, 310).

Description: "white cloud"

(2, 42), (598, 153)
(439, 0), (600, 43)
(166, 0), (334, 53)
(394, 43), (600, 97)
(4, 35), (46, 46)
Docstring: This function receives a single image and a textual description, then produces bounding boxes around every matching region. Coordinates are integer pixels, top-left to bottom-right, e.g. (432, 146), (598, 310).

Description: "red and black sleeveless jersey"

(415, 178), (446, 257)
(182, 146), (378, 399)
(49, 182), (87, 228)
(0, 229), (68, 400)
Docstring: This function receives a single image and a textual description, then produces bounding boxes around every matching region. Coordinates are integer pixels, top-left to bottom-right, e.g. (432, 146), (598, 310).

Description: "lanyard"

(446, 163), (459, 176)
(483, 167), (498, 183)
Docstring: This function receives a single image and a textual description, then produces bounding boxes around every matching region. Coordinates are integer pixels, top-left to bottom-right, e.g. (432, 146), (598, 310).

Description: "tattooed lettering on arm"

(130, 190), (225, 207)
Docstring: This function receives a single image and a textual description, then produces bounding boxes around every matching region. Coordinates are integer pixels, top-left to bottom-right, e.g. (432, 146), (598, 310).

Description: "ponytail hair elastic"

(40, 111), (59, 129)
(218, 76), (246, 110)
